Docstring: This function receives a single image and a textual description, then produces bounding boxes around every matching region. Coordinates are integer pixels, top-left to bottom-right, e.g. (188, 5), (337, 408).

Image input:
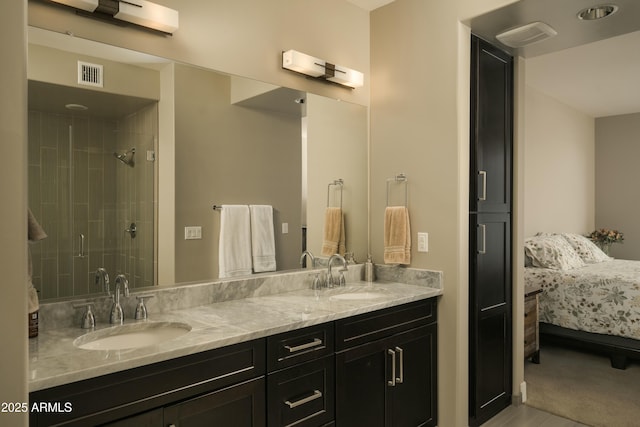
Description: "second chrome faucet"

(110, 274), (130, 325)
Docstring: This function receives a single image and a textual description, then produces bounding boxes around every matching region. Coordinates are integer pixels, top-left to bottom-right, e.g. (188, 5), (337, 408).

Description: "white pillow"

(524, 234), (586, 270)
(561, 233), (611, 264)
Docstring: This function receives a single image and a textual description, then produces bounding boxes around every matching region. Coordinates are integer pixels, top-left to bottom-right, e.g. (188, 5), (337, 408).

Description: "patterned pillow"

(561, 233), (611, 263)
(524, 235), (586, 270)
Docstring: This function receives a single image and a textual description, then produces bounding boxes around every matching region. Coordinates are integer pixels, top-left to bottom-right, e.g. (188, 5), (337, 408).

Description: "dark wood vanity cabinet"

(29, 339), (266, 427)
(335, 299), (438, 427)
(29, 298), (438, 427)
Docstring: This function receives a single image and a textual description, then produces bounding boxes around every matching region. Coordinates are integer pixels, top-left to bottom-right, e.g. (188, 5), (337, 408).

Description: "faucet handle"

(135, 294), (154, 320)
(73, 302), (96, 329)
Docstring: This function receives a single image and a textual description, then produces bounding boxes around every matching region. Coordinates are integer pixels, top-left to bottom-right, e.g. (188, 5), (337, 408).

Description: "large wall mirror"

(28, 26), (368, 302)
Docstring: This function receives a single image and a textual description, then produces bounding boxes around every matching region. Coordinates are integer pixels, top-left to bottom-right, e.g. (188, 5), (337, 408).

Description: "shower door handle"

(125, 223), (137, 239)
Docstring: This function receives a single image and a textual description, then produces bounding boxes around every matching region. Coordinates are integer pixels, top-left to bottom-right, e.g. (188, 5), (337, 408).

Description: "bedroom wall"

(595, 112), (640, 260)
(523, 84), (595, 237)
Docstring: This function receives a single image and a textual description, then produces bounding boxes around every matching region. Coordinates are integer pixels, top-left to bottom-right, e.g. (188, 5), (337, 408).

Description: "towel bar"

(327, 179), (344, 209)
(386, 173), (408, 207)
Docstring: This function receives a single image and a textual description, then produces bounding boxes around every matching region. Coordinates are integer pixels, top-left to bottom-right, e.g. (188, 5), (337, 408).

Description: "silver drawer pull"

(284, 337), (323, 353)
(284, 390), (322, 409)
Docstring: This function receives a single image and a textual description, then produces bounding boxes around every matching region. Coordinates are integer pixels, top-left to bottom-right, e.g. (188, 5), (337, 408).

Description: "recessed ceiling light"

(577, 4), (619, 21)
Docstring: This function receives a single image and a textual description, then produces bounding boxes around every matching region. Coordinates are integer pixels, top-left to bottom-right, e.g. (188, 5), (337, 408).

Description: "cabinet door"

(336, 325), (438, 427)
(469, 213), (511, 426)
(470, 35), (512, 213)
(164, 377), (266, 427)
(389, 325), (437, 427)
(335, 337), (389, 427)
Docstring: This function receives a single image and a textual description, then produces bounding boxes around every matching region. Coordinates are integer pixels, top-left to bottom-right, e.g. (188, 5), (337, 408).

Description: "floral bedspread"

(526, 260), (640, 340)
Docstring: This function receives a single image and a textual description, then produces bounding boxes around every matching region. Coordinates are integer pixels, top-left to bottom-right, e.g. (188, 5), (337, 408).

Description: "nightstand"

(524, 286), (542, 363)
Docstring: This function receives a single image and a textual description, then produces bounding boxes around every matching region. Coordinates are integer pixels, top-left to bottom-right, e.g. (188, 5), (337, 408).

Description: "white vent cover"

(496, 22), (557, 48)
(78, 61), (103, 87)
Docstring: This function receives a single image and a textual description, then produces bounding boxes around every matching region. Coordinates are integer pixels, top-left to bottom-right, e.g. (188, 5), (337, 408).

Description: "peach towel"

(384, 206), (411, 265)
(321, 207), (346, 256)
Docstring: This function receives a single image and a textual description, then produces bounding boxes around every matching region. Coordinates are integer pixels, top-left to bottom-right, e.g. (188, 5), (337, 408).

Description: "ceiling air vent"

(78, 61), (103, 88)
(496, 22), (557, 48)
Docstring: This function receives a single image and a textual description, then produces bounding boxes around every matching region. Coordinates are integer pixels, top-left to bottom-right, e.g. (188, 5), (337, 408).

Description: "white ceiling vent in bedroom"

(496, 22), (558, 48)
(78, 61), (103, 88)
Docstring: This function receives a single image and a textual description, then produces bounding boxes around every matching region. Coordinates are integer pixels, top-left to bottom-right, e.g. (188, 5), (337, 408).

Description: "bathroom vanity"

(29, 276), (441, 426)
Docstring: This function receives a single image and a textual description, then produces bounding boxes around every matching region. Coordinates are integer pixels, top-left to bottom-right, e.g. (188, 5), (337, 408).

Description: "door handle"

(395, 346), (404, 384)
(478, 224), (486, 254)
(478, 170), (487, 201)
(388, 348), (396, 387)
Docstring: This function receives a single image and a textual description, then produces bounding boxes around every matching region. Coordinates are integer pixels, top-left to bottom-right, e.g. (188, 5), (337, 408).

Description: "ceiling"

(470, 0), (640, 118)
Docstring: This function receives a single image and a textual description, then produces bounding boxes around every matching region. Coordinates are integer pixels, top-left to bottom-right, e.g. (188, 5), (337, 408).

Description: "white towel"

(249, 205), (276, 273)
(218, 205), (252, 278)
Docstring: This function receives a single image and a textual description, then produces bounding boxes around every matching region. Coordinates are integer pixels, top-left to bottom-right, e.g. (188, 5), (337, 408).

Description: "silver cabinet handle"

(284, 337), (323, 353)
(388, 348), (396, 387)
(395, 346), (404, 384)
(478, 224), (486, 254)
(78, 233), (85, 258)
(284, 390), (322, 408)
(478, 170), (487, 201)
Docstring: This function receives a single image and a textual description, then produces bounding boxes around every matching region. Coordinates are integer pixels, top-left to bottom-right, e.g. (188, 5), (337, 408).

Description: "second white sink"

(74, 321), (191, 351)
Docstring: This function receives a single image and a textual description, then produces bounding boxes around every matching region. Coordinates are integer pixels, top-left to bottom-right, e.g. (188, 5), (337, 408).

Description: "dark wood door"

(335, 325), (437, 427)
(470, 35), (513, 214)
(164, 377), (266, 427)
(469, 212), (512, 426)
(388, 325), (437, 427)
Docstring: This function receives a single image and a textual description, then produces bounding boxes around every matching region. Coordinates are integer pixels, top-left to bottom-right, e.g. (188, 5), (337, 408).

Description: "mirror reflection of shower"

(114, 147), (136, 167)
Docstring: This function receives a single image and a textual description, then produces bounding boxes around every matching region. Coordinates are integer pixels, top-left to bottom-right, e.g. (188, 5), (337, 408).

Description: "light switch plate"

(418, 232), (428, 252)
(184, 226), (202, 240)
(282, 223), (289, 234)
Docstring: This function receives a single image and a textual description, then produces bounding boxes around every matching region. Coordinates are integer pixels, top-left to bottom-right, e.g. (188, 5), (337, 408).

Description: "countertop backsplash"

(37, 264), (443, 332)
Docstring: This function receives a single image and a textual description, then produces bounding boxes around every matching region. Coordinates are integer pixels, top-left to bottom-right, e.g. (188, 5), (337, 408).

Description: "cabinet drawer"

(29, 340), (265, 426)
(267, 323), (334, 371)
(335, 298), (436, 351)
(267, 356), (335, 427)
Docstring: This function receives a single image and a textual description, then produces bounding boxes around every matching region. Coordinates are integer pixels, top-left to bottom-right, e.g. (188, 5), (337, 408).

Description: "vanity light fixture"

(48, 0), (179, 34)
(282, 50), (364, 89)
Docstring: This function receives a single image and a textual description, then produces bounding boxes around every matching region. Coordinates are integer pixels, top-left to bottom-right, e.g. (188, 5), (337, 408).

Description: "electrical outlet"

(184, 226), (202, 240)
(418, 232), (428, 252)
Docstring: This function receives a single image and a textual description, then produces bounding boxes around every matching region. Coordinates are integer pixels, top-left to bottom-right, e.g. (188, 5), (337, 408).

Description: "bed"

(524, 233), (640, 369)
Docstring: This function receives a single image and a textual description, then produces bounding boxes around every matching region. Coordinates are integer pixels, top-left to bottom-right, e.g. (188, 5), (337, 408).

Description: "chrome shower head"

(113, 148), (135, 166)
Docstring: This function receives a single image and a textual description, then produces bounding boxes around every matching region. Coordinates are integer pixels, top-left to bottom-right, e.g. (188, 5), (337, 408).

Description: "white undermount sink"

(329, 291), (387, 301)
(74, 321), (191, 351)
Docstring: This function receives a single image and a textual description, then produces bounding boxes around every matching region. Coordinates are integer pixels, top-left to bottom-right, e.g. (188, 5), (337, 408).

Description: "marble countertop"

(29, 281), (442, 392)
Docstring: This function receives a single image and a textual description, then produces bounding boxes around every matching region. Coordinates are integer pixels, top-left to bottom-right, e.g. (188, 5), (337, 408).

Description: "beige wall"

(306, 94), (369, 262)
(595, 112), (640, 260)
(174, 64), (301, 282)
(371, 0), (521, 425)
(0, 1), (28, 426)
(523, 85), (595, 237)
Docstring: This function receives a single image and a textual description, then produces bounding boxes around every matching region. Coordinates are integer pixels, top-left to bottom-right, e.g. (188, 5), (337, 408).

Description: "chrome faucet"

(327, 254), (348, 287)
(95, 268), (111, 296)
(300, 250), (316, 268)
(110, 274), (130, 325)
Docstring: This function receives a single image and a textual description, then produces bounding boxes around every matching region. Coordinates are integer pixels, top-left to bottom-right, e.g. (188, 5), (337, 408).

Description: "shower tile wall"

(28, 104), (157, 300)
